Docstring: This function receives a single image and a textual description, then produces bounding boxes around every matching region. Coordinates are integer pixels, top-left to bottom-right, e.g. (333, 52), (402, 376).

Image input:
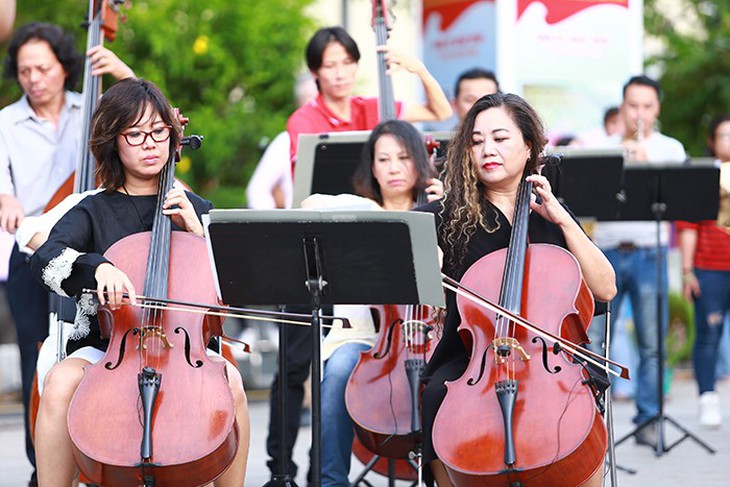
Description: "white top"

(321, 304), (377, 362)
(245, 131), (293, 209)
(592, 131), (687, 248)
(15, 188), (102, 255)
(0, 92), (82, 217)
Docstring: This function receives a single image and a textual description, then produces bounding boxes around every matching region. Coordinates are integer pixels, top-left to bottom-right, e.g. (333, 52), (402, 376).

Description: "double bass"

(46, 0), (125, 210)
(66, 119), (238, 487)
(432, 175), (607, 486)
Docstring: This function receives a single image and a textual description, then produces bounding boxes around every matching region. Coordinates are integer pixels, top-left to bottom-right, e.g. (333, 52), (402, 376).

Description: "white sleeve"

(15, 189), (101, 255)
(0, 131), (14, 195)
(246, 132), (292, 209)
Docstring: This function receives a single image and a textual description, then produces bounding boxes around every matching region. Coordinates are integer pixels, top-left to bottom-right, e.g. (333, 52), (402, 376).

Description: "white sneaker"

(699, 392), (722, 428)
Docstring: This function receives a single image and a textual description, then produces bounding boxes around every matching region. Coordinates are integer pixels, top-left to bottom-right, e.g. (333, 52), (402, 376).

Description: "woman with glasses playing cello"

(418, 92), (616, 487)
(30, 78), (249, 487)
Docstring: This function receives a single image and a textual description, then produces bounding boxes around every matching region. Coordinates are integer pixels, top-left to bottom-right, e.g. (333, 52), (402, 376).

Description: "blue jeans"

(692, 269), (730, 394)
(602, 246), (668, 425)
(321, 342), (371, 487)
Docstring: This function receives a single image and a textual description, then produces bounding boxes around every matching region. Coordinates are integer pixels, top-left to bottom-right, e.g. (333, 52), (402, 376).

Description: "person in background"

(554, 134), (582, 147)
(451, 67), (500, 121)
(677, 113), (730, 428)
(286, 26), (451, 169)
(267, 26), (451, 483)
(0, 22), (133, 486)
(603, 106), (623, 136)
(0, 0), (15, 41)
(592, 75), (686, 448)
(302, 119), (443, 486)
(246, 73), (317, 209)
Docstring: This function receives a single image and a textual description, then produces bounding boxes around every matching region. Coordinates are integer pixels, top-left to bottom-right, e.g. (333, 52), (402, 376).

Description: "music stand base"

(615, 414), (716, 457)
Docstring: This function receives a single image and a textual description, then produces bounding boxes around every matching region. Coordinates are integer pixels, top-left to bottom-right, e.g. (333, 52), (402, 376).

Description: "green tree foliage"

(645, 0), (730, 156)
(2, 0), (314, 207)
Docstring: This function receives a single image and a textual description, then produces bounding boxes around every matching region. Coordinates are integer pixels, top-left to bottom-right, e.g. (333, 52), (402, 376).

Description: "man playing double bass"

(0, 22), (133, 485)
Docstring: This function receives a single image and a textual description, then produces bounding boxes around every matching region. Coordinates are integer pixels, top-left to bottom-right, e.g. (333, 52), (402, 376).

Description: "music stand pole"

(303, 236), (325, 487)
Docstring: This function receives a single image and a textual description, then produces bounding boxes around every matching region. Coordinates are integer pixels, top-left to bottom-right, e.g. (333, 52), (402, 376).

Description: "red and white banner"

(422, 0), (643, 141)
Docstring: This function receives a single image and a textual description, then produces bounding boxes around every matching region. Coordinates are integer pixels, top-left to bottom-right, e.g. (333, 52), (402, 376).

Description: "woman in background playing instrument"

(302, 119), (442, 486)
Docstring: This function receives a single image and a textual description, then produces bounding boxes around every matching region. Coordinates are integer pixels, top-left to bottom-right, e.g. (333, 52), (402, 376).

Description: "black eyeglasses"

(121, 126), (172, 146)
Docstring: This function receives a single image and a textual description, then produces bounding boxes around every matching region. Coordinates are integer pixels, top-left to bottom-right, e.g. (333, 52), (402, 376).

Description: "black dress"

(416, 199), (573, 465)
(30, 190), (213, 354)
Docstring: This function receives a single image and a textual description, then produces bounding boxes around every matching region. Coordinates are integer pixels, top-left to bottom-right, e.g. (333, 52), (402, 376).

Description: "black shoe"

(634, 424), (665, 449)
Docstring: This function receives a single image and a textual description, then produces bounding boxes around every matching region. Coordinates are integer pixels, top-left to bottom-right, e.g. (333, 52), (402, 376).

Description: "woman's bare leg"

(214, 360), (250, 487)
(35, 358), (88, 487)
(580, 463), (604, 487)
(430, 459), (454, 487)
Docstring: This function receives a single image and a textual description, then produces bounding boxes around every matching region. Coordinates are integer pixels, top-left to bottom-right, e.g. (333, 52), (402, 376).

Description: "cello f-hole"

(466, 345), (491, 387)
(105, 327), (140, 370)
(174, 326), (203, 368)
(532, 336), (562, 375)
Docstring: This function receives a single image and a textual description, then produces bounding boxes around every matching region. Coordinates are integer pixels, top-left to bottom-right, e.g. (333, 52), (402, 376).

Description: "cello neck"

(373, 0), (396, 121)
(498, 177), (532, 315)
(143, 152), (176, 300)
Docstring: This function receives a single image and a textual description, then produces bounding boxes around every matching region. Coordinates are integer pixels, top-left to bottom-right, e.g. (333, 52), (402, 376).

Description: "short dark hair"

(306, 26), (360, 91)
(454, 68), (500, 98)
(622, 75), (662, 101)
(353, 120), (431, 206)
(91, 78), (182, 191)
(3, 22), (83, 91)
(708, 113), (730, 156)
(603, 106), (619, 125)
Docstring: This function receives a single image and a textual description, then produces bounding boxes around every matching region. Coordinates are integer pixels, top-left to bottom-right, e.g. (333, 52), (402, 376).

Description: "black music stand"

(612, 162), (719, 457)
(204, 209), (444, 487)
(544, 148), (624, 220)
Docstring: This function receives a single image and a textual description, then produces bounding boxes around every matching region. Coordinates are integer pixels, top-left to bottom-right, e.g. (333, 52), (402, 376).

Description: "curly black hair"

(3, 22), (83, 91)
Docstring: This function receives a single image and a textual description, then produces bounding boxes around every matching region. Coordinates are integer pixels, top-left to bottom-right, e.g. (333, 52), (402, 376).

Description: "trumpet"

(622, 117), (644, 161)
(636, 117), (644, 144)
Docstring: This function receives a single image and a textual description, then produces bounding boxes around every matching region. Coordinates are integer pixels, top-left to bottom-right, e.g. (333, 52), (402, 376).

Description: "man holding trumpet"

(591, 75), (686, 448)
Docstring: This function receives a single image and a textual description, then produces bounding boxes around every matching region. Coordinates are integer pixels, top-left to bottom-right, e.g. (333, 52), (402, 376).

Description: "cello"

(432, 175), (607, 486)
(346, 305), (437, 460)
(65, 115), (238, 487)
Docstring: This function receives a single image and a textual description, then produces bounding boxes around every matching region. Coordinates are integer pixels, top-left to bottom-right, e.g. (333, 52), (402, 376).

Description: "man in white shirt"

(0, 22), (132, 483)
(592, 75), (686, 448)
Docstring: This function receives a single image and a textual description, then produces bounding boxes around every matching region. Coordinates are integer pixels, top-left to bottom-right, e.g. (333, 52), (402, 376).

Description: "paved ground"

(1, 370), (728, 486)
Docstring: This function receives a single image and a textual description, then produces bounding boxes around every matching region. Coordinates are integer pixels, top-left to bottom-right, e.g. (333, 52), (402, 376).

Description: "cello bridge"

(139, 326), (174, 350)
(492, 337), (530, 363)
